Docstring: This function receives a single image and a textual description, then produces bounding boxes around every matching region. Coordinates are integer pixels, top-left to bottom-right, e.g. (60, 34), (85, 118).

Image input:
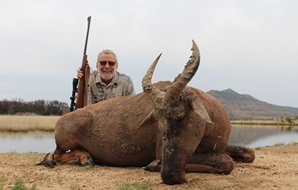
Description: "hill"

(207, 89), (298, 119)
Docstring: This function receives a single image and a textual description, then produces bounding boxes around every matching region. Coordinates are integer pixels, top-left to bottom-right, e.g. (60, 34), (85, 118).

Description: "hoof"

(144, 160), (161, 172)
(226, 146), (255, 163)
(36, 153), (56, 168)
(43, 160), (57, 168)
(81, 156), (95, 167)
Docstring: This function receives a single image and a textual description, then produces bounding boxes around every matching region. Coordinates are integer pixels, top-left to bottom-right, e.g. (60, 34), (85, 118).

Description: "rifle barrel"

(83, 16), (91, 55)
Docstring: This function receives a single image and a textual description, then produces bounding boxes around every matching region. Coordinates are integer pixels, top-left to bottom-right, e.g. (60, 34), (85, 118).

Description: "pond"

(0, 125), (297, 153)
(0, 132), (55, 153)
(229, 125), (298, 147)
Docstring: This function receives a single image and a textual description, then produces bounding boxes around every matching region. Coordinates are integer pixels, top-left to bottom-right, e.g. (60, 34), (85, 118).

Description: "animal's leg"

(226, 145), (255, 163)
(185, 152), (234, 174)
(53, 149), (94, 166)
(36, 147), (64, 168)
(145, 153), (234, 174)
(36, 152), (57, 168)
(144, 133), (163, 172)
(37, 147), (94, 167)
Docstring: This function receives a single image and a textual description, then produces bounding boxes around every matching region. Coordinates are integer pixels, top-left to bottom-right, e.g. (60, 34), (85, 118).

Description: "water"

(0, 125), (297, 153)
(228, 125), (298, 148)
(0, 132), (55, 153)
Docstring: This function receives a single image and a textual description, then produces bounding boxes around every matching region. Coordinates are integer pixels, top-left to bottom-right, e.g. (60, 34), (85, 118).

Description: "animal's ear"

(138, 111), (156, 129)
(191, 97), (213, 125)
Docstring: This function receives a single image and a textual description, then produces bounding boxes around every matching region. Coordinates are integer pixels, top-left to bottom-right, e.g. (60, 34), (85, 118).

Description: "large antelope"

(38, 41), (254, 185)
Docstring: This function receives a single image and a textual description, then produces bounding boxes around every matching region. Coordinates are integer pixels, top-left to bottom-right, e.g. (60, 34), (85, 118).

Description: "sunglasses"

(99, 61), (116, 66)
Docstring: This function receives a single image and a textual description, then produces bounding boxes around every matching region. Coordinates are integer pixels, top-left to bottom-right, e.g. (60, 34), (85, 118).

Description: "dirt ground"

(0, 144), (298, 190)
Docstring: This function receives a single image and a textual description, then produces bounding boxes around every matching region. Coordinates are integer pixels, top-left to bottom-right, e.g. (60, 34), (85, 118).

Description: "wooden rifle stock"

(75, 55), (90, 109)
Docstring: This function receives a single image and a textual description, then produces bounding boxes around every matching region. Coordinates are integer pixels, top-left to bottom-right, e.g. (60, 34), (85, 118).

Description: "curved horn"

(142, 53), (162, 96)
(165, 40), (200, 103)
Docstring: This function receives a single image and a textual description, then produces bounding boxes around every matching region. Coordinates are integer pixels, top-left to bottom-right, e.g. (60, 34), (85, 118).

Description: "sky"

(0, 0), (297, 108)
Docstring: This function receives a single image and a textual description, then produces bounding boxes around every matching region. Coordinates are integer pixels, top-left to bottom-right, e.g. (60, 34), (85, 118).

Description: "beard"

(100, 68), (116, 81)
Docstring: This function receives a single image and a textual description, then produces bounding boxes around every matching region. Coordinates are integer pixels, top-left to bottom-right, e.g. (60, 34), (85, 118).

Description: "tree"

(285, 117), (293, 125)
(0, 99), (69, 115)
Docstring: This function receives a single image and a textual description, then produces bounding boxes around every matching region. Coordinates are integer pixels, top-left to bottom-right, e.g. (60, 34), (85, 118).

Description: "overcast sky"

(1, 0), (297, 107)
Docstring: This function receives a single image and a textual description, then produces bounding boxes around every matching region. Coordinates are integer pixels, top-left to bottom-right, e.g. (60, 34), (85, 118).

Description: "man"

(77, 49), (135, 104)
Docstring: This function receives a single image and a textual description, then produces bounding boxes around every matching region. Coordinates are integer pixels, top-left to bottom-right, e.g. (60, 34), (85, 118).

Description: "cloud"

(0, 0), (297, 107)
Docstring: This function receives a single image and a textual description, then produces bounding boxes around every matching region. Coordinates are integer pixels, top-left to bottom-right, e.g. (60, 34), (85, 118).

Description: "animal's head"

(142, 40), (212, 185)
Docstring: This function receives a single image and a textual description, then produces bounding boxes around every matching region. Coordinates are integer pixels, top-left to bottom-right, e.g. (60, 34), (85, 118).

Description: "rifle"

(70, 16), (91, 111)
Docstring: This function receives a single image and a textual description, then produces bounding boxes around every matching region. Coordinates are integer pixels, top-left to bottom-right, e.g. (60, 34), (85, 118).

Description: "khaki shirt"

(88, 71), (135, 104)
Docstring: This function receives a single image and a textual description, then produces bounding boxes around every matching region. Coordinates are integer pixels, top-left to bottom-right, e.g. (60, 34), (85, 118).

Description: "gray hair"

(97, 49), (118, 64)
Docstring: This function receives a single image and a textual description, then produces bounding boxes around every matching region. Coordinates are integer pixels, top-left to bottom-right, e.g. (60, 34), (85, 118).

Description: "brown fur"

(38, 81), (254, 184)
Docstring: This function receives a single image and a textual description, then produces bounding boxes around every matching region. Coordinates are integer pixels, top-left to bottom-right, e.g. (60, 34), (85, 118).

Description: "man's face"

(96, 53), (118, 81)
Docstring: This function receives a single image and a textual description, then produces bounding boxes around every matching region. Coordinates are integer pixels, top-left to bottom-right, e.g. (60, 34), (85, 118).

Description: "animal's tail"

(225, 145), (255, 163)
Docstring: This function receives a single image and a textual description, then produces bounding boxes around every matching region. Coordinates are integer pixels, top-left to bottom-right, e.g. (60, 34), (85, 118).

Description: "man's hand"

(77, 68), (84, 78)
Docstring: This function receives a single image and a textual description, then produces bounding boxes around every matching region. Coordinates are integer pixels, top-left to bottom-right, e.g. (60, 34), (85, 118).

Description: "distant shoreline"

(231, 119), (298, 126)
(0, 115), (297, 132)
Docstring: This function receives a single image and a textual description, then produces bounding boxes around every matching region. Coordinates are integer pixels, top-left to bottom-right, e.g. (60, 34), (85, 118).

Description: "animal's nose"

(161, 170), (187, 185)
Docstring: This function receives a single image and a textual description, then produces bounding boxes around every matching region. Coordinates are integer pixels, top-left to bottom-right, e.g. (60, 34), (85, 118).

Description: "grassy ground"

(0, 115), (59, 132)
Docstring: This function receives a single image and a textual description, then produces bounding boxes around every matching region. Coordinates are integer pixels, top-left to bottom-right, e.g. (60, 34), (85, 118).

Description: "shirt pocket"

(93, 92), (105, 102)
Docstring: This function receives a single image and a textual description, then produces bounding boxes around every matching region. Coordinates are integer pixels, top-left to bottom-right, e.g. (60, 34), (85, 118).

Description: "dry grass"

(0, 115), (59, 132)
(1, 144), (298, 189)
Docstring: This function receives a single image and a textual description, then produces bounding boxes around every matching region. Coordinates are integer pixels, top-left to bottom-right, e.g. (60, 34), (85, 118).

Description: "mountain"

(207, 89), (298, 119)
